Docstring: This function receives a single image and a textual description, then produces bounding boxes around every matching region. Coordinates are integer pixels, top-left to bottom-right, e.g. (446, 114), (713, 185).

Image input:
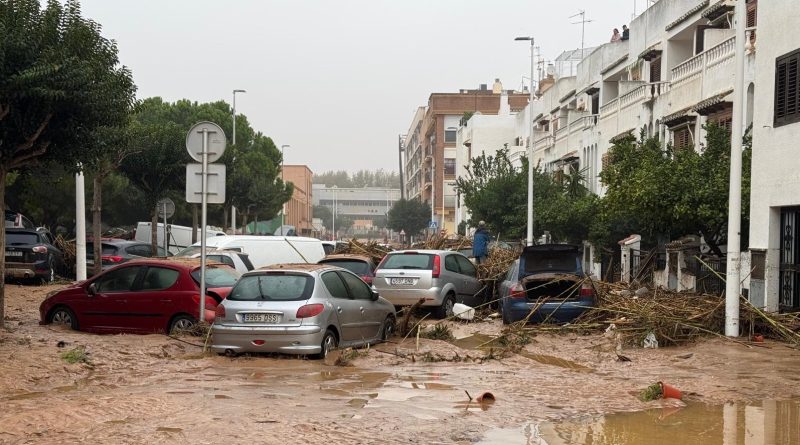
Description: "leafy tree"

(387, 198), (430, 237)
(314, 169), (399, 188)
(313, 205), (332, 229)
(0, 0), (135, 326)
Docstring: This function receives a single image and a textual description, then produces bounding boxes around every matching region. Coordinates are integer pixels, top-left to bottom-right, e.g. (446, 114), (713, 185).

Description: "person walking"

(472, 221), (490, 264)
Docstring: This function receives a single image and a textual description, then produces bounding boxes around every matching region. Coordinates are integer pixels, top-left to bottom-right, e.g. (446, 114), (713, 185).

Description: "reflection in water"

(479, 399), (800, 445)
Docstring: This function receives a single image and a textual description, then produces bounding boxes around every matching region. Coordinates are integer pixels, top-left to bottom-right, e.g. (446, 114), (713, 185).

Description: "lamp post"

(516, 35), (535, 246)
(231, 89), (245, 234)
(331, 185), (338, 241)
(281, 144), (290, 236)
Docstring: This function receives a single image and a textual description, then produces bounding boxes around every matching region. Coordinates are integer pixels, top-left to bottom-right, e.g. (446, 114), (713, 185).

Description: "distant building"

(283, 165), (314, 236)
(312, 185), (401, 237)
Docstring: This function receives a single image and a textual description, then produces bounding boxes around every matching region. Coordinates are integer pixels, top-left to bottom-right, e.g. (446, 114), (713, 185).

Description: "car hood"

(520, 244), (582, 275)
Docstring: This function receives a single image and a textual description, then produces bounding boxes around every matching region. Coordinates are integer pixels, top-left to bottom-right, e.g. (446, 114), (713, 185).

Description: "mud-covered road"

(2, 283), (799, 444)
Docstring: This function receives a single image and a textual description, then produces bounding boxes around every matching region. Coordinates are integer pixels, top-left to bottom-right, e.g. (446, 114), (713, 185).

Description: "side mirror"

(87, 283), (97, 296)
(371, 290), (380, 301)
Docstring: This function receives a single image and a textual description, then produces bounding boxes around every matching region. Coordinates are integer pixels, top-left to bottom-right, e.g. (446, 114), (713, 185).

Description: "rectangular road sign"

(186, 163), (226, 204)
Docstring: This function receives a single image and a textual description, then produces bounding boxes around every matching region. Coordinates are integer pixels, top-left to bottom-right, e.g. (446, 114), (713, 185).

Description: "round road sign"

(157, 197), (175, 219)
(186, 121), (226, 163)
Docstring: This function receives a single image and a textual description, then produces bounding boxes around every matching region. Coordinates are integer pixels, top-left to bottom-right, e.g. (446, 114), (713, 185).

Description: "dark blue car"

(498, 244), (595, 324)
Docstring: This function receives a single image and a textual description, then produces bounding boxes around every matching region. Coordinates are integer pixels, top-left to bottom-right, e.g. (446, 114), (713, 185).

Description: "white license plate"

(5, 251), (22, 257)
(390, 277), (416, 286)
(243, 313), (281, 323)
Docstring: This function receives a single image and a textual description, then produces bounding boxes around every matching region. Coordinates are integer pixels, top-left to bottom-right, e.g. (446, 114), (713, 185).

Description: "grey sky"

(79, 0), (638, 174)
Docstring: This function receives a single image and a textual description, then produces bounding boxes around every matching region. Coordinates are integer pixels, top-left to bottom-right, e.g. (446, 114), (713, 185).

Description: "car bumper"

(210, 324), (325, 354)
(503, 299), (594, 323)
(4, 261), (48, 279)
(372, 287), (442, 307)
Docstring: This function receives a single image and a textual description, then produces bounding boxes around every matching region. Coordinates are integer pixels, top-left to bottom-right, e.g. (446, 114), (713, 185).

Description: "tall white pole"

(75, 168), (86, 281)
(725, 0), (746, 337)
(332, 187), (337, 241)
(527, 38), (535, 245)
(231, 89), (245, 235)
(281, 145), (287, 236)
(199, 128), (209, 323)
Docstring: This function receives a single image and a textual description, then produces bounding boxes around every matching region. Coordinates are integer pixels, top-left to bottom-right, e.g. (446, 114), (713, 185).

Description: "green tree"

(387, 198), (430, 237)
(0, 0), (135, 325)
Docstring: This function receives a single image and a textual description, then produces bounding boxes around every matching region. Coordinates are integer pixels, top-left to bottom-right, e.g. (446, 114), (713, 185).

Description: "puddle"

(517, 352), (594, 372)
(450, 334), (505, 350)
(479, 399), (800, 444)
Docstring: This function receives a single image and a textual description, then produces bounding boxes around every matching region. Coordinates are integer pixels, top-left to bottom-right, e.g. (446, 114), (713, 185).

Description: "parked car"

(177, 235), (325, 268)
(211, 263), (396, 359)
(318, 254), (377, 284)
(135, 222), (226, 255)
(188, 249), (255, 274)
(321, 240), (349, 255)
(39, 258), (240, 334)
(497, 244), (595, 324)
(4, 210), (35, 229)
(5, 228), (65, 282)
(372, 250), (484, 318)
(86, 239), (170, 272)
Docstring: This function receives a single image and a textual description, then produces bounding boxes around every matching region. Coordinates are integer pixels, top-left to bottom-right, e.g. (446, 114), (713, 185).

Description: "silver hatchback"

(372, 250), (484, 318)
(211, 264), (396, 359)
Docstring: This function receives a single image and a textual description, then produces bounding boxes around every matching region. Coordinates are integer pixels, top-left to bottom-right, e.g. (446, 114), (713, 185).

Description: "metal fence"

(686, 255), (726, 295)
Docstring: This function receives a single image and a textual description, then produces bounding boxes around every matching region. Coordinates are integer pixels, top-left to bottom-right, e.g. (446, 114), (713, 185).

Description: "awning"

(666, 0), (710, 31)
(639, 43), (663, 62)
(662, 108), (696, 128)
(601, 54), (629, 75)
(609, 129), (635, 144)
(702, 0), (735, 22)
(578, 83), (599, 96)
(691, 90), (733, 116)
(559, 150), (579, 162)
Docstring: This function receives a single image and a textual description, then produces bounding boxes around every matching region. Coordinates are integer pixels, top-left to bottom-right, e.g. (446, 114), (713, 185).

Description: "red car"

(39, 258), (240, 334)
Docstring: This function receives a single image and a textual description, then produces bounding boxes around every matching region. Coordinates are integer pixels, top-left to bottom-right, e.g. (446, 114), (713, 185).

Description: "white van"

(178, 235), (325, 268)
(135, 222), (226, 255)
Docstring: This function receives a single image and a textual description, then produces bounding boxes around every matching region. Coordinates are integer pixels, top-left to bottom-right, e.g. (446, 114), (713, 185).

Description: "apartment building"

(283, 165), (314, 236)
(402, 80), (529, 234)
(746, 0), (800, 312)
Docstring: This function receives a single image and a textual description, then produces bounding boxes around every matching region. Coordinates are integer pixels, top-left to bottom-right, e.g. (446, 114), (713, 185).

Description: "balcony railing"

(555, 125), (568, 141)
(599, 98), (619, 119)
(671, 36), (735, 86)
(533, 135), (554, 151)
(620, 84), (647, 110)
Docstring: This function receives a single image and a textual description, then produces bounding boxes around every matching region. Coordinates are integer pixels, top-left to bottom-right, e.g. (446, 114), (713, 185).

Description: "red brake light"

(32, 246), (47, 254)
(432, 255), (441, 278)
(580, 283), (595, 297)
(361, 275), (373, 285)
(510, 283), (526, 299)
(296, 304), (324, 318)
(215, 304), (226, 319)
(101, 255), (124, 263)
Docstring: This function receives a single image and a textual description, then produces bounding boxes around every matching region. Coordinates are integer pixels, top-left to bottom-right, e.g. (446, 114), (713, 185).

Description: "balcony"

(599, 98), (619, 120)
(533, 133), (554, 152)
(668, 36), (735, 114)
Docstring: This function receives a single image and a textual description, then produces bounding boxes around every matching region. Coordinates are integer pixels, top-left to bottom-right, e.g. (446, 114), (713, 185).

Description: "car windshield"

(379, 253), (433, 270)
(522, 251), (580, 274)
(191, 266), (240, 287)
(228, 273), (314, 301)
(176, 246), (203, 257)
(86, 243), (118, 257)
(320, 260), (370, 275)
(6, 232), (39, 245)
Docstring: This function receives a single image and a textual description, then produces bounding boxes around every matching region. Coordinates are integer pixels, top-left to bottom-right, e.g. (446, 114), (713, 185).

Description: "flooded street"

(2, 284), (800, 444)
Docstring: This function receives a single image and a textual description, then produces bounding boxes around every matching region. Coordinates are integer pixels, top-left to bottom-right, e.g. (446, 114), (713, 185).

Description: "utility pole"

(724, 0), (747, 337)
(570, 10), (594, 60)
(398, 134), (406, 200)
(515, 36), (536, 246)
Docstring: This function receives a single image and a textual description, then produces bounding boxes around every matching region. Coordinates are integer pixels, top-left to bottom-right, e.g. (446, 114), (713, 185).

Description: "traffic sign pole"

(199, 127), (208, 322)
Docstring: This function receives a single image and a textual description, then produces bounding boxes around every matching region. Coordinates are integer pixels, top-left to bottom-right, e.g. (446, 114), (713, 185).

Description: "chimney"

(492, 78), (503, 94)
(499, 91), (510, 116)
(479, 84), (488, 91)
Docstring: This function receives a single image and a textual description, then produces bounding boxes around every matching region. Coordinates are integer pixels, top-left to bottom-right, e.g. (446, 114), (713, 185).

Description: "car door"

(320, 271), (362, 344)
(455, 255), (482, 303)
(339, 270), (382, 341)
(131, 265), (182, 333)
(83, 265), (145, 332)
(443, 253), (464, 296)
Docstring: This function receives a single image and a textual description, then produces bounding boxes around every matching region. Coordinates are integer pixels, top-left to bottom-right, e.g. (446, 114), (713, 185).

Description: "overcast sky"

(79, 0), (639, 173)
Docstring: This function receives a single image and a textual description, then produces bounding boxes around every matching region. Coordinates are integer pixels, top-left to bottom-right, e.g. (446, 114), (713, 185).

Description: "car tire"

(169, 314), (196, 334)
(380, 316), (396, 342)
(313, 329), (337, 360)
(48, 306), (78, 330)
(435, 293), (455, 319)
(42, 256), (55, 284)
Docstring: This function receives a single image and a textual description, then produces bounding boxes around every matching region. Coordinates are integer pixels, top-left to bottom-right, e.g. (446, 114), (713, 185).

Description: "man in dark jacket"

(472, 221), (490, 264)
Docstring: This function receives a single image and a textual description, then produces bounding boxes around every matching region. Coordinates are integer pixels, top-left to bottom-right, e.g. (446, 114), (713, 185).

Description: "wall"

(283, 165), (314, 235)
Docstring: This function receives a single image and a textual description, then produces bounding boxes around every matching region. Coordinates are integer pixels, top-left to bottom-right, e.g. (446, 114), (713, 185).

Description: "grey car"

(372, 250), (484, 318)
(211, 263), (396, 359)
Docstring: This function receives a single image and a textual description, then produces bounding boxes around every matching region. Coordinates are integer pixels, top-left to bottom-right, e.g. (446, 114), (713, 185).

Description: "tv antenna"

(570, 10), (594, 60)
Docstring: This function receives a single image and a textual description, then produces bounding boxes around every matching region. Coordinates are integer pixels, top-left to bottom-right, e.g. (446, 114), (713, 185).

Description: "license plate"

(242, 313), (281, 323)
(390, 277), (416, 286)
(5, 251), (22, 257)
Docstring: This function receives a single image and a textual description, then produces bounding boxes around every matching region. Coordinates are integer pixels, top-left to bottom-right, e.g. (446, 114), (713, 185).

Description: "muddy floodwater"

(2, 284), (800, 444)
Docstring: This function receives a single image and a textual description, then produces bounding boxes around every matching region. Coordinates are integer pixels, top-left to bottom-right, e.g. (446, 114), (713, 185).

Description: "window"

(601, 153), (611, 170)
(96, 266), (142, 293)
(444, 158), (456, 176)
(650, 57), (662, 83)
(207, 254), (235, 268)
(141, 267), (180, 290)
(708, 108), (733, 135)
(444, 129), (457, 143)
(191, 267), (240, 287)
(455, 255), (477, 278)
(747, 0), (757, 28)
(229, 273), (313, 301)
(126, 244), (152, 257)
(339, 271), (372, 300)
(775, 49), (800, 127)
(322, 271), (349, 299)
(444, 254), (459, 273)
(672, 126), (693, 150)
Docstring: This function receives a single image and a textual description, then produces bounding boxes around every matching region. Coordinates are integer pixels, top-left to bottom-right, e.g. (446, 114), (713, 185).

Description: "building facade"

(283, 165), (314, 236)
(402, 80), (529, 234)
(312, 185), (401, 237)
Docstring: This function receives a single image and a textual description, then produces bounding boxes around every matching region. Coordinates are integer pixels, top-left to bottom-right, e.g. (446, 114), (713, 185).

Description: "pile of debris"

(411, 233), (472, 251)
(332, 239), (393, 265)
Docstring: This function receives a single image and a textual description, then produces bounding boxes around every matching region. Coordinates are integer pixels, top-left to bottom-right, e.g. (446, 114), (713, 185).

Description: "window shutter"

(650, 57), (662, 82)
(775, 50), (800, 127)
(746, 0), (757, 28)
(601, 153), (611, 170)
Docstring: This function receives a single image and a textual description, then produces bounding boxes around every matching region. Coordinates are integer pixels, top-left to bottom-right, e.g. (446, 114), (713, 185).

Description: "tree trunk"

(151, 207), (158, 253)
(92, 175), (103, 277)
(0, 168), (6, 328)
(223, 206), (229, 232)
(242, 212), (249, 235)
(192, 205), (198, 244)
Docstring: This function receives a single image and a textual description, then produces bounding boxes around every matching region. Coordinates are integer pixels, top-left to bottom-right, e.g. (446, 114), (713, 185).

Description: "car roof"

(5, 228), (40, 234)
(246, 263), (335, 275)
(89, 239), (145, 246)
(320, 254), (373, 263)
(123, 257), (226, 269)
(387, 249), (455, 255)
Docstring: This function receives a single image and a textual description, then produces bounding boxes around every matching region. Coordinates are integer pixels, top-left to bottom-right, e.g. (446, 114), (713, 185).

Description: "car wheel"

(169, 315), (196, 334)
(49, 306), (78, 330)
(313, 329), (337, 360)
(42, 256), (55, 284)
(435, 293), (455, 319)
(380, 316), (396, 342)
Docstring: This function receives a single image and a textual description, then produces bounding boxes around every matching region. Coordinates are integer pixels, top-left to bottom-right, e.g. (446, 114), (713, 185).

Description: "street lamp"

(331, 185), (338, 241)
(231, 89), (246, 234)
(281, 144), (290, 236)
(515, 36), (535, 246)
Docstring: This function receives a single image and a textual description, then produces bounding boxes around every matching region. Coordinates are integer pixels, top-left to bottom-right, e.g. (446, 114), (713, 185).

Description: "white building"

(312, 185), (401, 236)
(746, 0), (800, 312)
